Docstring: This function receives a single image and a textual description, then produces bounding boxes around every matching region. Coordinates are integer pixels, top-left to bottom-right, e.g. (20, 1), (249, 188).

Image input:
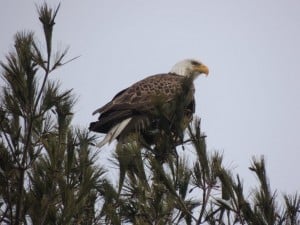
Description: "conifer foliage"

(0, 4), (299, 225)
(0, 4), (104, 225)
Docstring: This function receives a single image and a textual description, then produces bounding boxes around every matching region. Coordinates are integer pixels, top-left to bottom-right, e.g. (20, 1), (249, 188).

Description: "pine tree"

(98, 117), (300, 225)
(0, 4), (104, 225)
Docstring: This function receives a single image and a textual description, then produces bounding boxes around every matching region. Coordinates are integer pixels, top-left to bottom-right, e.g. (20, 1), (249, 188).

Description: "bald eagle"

(89, 59), (209, 148)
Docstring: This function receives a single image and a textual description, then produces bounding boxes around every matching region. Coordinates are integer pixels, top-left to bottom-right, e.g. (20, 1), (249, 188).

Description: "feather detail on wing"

(93, 74), (184, 116)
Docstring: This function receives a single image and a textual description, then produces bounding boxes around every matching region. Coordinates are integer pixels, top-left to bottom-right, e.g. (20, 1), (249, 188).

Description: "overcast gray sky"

(1, 0), (300, 194)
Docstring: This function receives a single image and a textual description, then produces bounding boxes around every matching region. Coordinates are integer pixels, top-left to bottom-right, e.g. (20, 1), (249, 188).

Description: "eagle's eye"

(190, 60), (201, 66)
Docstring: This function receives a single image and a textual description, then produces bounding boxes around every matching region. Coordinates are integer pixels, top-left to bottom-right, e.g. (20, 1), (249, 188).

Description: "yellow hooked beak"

(195, 64), (209, 76)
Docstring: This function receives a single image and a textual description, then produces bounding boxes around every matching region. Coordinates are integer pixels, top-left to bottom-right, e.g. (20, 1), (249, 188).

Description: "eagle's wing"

(92, 73), (184, 115)
(89, 73), (196, 141)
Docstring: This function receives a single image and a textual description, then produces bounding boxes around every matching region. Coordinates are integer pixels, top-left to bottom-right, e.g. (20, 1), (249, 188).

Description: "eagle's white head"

(169, 59), (209, 79)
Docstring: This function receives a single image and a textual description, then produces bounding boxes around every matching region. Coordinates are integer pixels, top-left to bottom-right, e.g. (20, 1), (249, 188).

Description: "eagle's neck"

(169, 65), (189, 76)
(169, 64), (198, 79)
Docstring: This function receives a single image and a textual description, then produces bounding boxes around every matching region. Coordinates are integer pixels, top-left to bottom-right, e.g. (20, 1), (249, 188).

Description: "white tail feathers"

(96, 118), (132, 148)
